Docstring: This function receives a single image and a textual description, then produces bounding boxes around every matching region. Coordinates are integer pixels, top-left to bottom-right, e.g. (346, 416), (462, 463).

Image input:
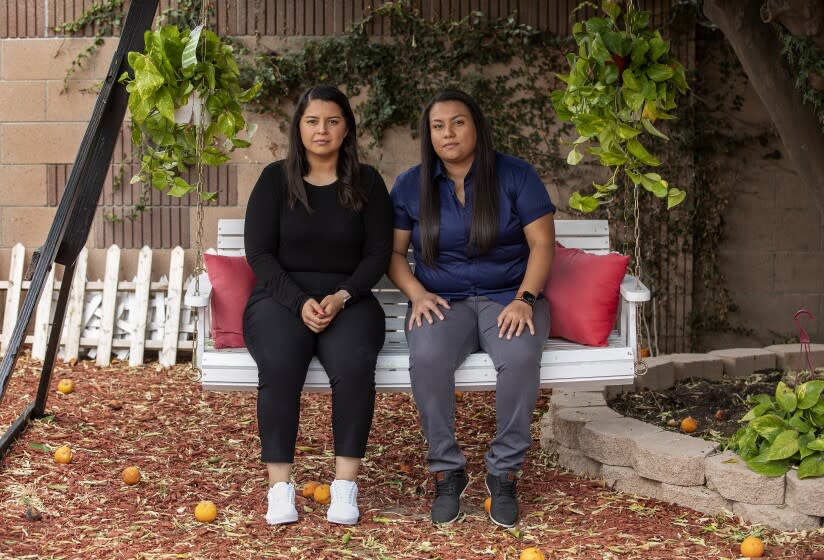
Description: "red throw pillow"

(546, 243), (629, 347)
(204, 253), (256, 349)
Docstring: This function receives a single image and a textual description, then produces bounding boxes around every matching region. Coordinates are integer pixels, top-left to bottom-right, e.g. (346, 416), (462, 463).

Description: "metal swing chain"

(187, 0), (212, 381)
(633, 183), (649, 378)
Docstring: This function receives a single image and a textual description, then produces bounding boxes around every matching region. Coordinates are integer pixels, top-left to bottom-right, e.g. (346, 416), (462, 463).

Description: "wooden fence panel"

(96, 245), (121, 366)
(1, 244), (26, 357)
(61, 247), (88, 362)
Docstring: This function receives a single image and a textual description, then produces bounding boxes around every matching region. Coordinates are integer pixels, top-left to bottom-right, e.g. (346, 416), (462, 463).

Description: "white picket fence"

(0, 244), (197, 367)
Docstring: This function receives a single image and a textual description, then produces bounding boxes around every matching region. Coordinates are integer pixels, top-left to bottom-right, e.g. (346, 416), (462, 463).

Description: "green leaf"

(131, 54), (165, 99)
(742, 402), (772, 422)
(602, 1), (622, 21)
(667, 187), (686, 209)
(776, 381), (798, 413)
(745, 452), (791, 477)
(622, 89), (646, 112)
(750, 414), (787, 442)
(181, 24), (203, 70)
(168, 177), (192, 197)
(29, 442), (50, 452)
(641, 118), (669, 140)
(571, 114), (606, 138)
(788, 411), (811, 433)
(626, 138), (660, 166)
(200, 191), (218, 202)
(797, 380), (824, 409)
(566, 148), (583, 166)
(616, 123), (640, 140)
(807, 438), (824, 452)
(569, 192), (600, 213)
(799, 432), (817, 458)
(201, 146), (231, 166)
(156, 88), (175, 123)
(630, 40), (650, 65)
(765, 429), (799, 460)
(798, 452), (824, 478)
(648, 33), (669, 61)
(621, 68), (640, 91)
(646, 63), (674, 82)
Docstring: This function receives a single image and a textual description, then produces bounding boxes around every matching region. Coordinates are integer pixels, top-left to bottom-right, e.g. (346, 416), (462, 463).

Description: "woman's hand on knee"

(302, 298), (330, 333)
(497, 300), (535, 339)
(408, 292), (450, 330)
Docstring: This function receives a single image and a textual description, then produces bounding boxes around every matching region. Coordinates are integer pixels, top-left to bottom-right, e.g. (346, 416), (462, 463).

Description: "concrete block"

(719, 252), (774, 293)
(45, 81), (97, 121)
(634, 356), (675, 391)
(555, 444), (601, 479)
(538, 412), (554, 449)
(708, 348), (778, 378)
(775, 253), (824, 292)
(236, 163), (262, 207)
(600, 464), (661, 500)
(705, 451), (785, 505)
(604, 384), (635, 400)
(579, 416), (661, 467)
(660, 483), (733, 516)
(1, 123), (86, 164)
(1, 38), (95, 80)
(552, 406), (622, 450)
(733, 502), (821, 531)
(786, 470), (824, 517)
(774, 210), (823, 251)
(0, 207), (56, 247)
(0, 165), (47, 205)
(550, 389), (608, 409)
(631, 430), (718, 486)
(723, 208), (775, 252)
(665, 353), (724, 382)
(0, 82), (46, 121)
(764, 343), (824, 372)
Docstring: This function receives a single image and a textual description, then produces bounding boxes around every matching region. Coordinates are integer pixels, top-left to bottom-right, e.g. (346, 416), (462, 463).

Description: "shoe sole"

(432, 480), (469, 525)
(485, 480), (517, 528)
(266, 512), (298, 525)
(327, 513), (359, 525)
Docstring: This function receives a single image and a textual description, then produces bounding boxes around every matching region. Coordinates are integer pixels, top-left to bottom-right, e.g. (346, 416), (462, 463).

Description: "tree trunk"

(704, 0), (824, 214)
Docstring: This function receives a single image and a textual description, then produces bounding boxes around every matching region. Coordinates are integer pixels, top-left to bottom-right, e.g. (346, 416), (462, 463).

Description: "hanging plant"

(551, 0), (689, 212)
(118, 24), (261, 198)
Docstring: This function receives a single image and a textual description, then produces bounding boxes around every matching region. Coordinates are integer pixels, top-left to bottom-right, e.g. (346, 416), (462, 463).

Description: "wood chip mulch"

(1, 354), (823, 559)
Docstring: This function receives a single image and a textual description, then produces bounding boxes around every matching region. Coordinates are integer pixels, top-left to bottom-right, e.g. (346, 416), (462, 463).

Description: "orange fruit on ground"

(740, 535), (765, 558)
(194, 500), (217, 523)
(399, 463), (412, 474)
(519, 547), (546, 560)
(313, 483), (331, 504)
(302, 480), (321, 498)
(121, 466), (141, 485)
(53, 445), (73, 464)
(56, 378), (74, 394)
(454, 390), (464, 402)
(680, 416), (698, 433)
(484, 496), (492, 513)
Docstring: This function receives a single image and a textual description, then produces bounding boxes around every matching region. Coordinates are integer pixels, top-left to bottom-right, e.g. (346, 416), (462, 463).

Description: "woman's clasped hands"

(301, 292), (347, 333)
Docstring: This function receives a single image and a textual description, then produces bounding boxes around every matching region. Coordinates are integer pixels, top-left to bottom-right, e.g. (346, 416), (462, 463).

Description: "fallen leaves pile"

(1, 354), (823, 559)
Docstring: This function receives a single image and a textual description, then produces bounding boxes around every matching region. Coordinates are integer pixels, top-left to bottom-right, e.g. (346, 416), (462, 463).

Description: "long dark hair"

(285, 85), (364, 211)
(419, 89), (499, 266)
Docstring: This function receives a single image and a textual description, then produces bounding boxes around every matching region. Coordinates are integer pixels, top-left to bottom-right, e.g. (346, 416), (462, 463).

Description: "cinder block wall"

(1, 35), (823, 347)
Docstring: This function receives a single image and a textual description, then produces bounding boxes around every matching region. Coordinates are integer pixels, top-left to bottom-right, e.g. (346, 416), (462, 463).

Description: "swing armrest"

(620, 274), (650, 303)
(184, 271), (212, 308)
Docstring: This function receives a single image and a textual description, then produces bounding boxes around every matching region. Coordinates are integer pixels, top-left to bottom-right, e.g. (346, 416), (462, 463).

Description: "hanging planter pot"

(119, 24), (261, 198)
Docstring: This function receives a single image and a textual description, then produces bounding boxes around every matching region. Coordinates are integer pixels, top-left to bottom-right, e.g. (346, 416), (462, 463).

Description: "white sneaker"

(266, 482), (298, 525)
(326, 479), (359, 525)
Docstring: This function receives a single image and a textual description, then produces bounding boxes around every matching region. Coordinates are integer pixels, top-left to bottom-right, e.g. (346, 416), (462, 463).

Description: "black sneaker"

(430, 469), (468, 524)
(486, 472), (519, 527)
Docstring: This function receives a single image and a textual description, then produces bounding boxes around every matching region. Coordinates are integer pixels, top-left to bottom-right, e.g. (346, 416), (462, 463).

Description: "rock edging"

(539, 344), (824, 532)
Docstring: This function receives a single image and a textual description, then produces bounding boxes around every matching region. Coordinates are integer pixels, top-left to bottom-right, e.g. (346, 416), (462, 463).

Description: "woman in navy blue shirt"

(389, 89), (555, 528)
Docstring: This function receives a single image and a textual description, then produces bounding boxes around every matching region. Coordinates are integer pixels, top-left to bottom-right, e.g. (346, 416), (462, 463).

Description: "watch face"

(521, 291), (536, 305)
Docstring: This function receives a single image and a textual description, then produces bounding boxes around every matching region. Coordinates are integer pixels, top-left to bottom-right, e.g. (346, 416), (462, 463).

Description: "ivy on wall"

(775, 25), (824, 132)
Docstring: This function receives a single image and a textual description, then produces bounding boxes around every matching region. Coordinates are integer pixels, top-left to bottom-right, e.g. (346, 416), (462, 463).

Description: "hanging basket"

(119, 24), (261, 198)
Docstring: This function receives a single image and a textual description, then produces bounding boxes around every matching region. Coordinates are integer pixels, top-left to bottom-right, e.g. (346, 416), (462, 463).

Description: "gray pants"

(405, 296), (550, 476)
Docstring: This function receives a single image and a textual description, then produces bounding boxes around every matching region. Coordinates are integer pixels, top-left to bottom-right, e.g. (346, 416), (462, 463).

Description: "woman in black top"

(243, 85), (393, 526)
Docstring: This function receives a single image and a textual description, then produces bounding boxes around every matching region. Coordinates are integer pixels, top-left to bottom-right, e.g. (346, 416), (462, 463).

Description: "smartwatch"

(515, 290), (536, 307)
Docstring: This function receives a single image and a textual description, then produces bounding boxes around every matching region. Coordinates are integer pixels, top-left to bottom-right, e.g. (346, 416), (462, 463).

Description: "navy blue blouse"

(391, 152), (555, 305)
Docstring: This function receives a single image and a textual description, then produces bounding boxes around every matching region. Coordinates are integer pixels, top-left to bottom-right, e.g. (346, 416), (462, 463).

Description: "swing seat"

(185, 219), (649, 392)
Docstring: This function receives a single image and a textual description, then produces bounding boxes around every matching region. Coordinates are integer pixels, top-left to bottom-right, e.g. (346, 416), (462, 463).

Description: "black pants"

(243, 294), (385, 463)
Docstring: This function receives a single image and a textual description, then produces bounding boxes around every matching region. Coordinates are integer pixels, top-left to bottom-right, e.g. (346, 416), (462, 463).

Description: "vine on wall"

(775, 25), (824, 131)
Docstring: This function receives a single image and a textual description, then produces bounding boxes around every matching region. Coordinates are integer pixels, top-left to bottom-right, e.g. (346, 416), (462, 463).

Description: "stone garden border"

(539, 343), (824, 531)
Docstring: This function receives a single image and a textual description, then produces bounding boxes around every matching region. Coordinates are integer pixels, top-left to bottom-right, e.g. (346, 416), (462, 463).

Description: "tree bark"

(704, 0), (824, 214)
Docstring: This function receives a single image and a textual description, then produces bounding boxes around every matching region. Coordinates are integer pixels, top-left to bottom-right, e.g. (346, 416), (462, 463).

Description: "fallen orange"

(313, 483), (331, 505)
(484, 496), (491, 513)
(194, 500), (217, 523)
(680, 416), (698, 433)
(519, 547), (546, 560)
(302, 480), (321, 498)
(53, 445), (73, 464)
(56, 378), (74, 394)
(121, 466), (141, 485)
(740, 535), (765, 558)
